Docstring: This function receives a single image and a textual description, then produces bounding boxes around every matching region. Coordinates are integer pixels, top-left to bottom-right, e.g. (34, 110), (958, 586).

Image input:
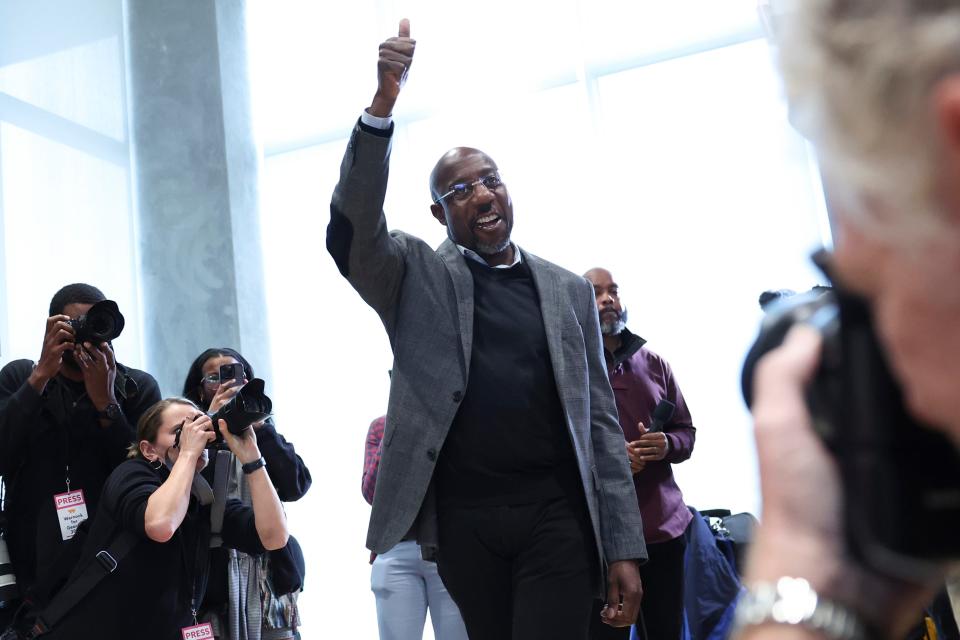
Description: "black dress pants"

(589, 533), (687, 640)
(437, 495), (598, 640)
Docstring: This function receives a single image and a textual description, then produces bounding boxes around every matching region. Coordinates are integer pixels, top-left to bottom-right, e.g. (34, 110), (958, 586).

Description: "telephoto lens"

(0, 529), (18, 609)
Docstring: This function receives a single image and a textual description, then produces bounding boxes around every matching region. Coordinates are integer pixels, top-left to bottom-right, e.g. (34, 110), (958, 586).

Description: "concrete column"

(125, 0), (271, 395)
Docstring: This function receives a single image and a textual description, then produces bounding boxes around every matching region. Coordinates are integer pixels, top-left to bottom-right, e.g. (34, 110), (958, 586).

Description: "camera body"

(68, 300), (125, 344)
(742, 273), (960, 579)
(208, 378), (272, 446)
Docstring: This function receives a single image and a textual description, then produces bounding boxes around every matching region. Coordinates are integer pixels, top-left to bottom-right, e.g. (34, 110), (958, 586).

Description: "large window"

(250, 3), (828, 636)
(0, 0), (142, 367)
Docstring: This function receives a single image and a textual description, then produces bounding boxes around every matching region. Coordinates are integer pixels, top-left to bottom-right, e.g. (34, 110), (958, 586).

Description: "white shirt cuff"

(361, 109), (392, 130)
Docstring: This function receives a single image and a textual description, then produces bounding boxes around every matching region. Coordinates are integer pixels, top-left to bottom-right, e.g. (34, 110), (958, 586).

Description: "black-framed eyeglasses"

(434, 173), (503, 204)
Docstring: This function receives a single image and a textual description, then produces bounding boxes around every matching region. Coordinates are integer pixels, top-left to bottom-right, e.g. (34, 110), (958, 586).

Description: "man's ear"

(933, 74), (960, 220)
(430, 203), (448, 227)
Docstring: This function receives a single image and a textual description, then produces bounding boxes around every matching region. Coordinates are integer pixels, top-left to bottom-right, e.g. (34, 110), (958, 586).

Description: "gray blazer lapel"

(524, 250), (566, 386)
(438, 239), (474, 376)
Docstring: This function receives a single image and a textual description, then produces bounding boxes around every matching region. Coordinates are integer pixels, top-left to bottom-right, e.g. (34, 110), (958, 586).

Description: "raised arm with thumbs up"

(369, 18), (416, 118)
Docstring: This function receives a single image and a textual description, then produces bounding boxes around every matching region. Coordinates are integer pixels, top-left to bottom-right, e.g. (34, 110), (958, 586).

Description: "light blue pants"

(371, 540), (468, 640)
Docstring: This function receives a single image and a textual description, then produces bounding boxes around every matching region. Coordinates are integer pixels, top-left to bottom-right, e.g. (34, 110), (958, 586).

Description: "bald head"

(584, 268), (613, 285)
(429, 147), (497, 201)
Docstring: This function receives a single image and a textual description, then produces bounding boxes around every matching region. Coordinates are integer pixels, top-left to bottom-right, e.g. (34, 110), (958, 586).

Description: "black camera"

(741, 253), (960, 579)
(208, 378), (272, 444)
(68, 300), (125, 344)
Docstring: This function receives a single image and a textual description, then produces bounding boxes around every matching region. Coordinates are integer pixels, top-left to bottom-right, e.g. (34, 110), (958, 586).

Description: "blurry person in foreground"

(738, 1), (960, 639)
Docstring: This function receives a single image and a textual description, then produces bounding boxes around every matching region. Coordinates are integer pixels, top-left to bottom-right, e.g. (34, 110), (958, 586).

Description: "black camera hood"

(73, 299), (125, 343)
(209, 378), (272, 436)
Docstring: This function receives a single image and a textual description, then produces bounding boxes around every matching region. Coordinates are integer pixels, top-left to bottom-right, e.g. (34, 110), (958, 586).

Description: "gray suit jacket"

(328, 122), (647, 570)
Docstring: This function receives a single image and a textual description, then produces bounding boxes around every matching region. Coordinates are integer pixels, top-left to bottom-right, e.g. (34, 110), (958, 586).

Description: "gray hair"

(776, 0), (960, 238)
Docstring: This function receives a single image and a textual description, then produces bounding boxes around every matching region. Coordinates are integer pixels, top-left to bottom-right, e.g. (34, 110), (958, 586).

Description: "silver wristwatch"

(732, 577), (870, 640)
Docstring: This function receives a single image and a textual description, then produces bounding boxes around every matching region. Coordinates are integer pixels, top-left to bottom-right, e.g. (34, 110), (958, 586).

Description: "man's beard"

(451, 216), (513, 257)
(600, 308), (628, 336)
(475, 236), (512, 256)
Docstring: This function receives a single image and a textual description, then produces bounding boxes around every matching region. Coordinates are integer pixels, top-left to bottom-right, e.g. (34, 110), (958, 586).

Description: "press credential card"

(181, 623), (214, 639)
(53, 489), (88, 541)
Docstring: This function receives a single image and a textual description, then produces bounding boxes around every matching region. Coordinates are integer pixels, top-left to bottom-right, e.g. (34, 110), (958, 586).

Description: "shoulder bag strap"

(30, 530), (139, 636)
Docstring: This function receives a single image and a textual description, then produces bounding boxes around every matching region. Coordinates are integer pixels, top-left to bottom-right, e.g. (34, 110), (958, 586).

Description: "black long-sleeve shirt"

(0, 358), (161, 592)
(201, 416), (311, 609)
(252, 418), (312, 501)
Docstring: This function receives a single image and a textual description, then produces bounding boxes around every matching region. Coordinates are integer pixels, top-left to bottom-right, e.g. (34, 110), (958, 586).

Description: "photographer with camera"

(182, 348), (311, 639)
(37, 397), (288, 639)
(736, 1), (960, 639)
(0, 283), (160, 628)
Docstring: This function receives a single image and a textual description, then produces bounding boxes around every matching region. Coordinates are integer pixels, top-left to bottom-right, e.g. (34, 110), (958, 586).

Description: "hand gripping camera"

(741, 252), (960, 580)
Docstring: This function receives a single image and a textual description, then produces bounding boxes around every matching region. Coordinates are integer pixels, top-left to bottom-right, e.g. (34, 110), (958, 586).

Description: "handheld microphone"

(647, 399), (676, 433)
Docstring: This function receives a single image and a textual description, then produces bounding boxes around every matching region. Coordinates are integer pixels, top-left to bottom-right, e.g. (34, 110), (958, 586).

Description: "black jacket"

(0, 359), (161, 592)
(200, 417), (311, 608)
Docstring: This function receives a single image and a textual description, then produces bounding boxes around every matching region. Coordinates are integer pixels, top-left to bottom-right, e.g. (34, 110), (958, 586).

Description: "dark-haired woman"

(46, 398), (289, 639)
(183, 348), (311, 640)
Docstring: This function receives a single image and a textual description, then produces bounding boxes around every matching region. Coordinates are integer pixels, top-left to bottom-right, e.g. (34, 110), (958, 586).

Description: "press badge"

(181, 622), (214, 639)
(53, 489), (88, 540)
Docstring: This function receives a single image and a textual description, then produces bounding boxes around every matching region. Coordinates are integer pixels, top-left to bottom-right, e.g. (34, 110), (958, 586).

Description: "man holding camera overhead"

(0, 283), (160, 625)
(328, 19), (645, 640)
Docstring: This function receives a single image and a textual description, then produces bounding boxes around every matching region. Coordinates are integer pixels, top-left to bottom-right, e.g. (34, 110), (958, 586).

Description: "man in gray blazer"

(327, 19), (646, 640)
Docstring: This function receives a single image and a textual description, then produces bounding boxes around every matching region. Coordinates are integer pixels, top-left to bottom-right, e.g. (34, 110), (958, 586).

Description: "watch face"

(105, 403), (122, 420)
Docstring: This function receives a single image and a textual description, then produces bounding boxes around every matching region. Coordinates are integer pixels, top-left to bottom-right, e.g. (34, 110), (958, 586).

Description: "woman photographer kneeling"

(183, 348), (310, 639)
(44, 398), (288, 639)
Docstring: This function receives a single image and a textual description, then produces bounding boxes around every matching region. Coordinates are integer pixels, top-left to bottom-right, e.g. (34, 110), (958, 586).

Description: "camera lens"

(87, 313), (116, 342)
(208, 379), (272, 437)
(0, 536), (18, 609)
(82, 300), (125, 343)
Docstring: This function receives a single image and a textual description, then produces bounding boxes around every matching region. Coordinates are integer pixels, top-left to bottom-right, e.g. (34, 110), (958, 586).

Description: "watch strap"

(97, 403), (122, 421)
(241, 457), (266, 475)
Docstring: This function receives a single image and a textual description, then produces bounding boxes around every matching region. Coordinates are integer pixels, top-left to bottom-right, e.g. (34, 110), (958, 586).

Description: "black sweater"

(436, 258), (580, 508)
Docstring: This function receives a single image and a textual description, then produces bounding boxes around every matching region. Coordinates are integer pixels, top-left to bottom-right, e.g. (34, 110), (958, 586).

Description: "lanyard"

(52, 379), (91, 492)
(176, 505), (212, 625)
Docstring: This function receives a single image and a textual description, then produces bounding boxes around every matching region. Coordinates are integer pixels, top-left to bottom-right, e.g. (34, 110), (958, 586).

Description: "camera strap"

(208, 450), (232, 549)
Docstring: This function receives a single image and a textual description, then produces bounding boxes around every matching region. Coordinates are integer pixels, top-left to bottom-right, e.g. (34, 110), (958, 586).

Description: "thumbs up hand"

(370, 18), (416, 117)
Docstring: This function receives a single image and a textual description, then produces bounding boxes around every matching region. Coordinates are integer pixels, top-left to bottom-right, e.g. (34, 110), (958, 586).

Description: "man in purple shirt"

(584, 268), (696, 640)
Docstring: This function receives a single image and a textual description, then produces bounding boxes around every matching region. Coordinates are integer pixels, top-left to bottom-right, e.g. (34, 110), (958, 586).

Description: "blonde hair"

(777, 0), (960, 240)
(127, 397), (200, 459)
